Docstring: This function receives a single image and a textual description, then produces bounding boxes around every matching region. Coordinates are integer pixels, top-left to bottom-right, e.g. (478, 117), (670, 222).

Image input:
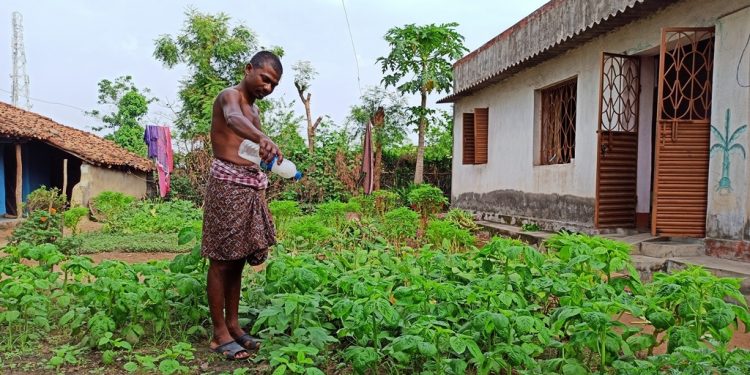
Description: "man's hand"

(258, 136), (283, 164)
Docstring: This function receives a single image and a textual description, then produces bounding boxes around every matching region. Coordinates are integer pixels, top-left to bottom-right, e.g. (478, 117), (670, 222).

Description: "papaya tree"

(377, 23), (467, 184)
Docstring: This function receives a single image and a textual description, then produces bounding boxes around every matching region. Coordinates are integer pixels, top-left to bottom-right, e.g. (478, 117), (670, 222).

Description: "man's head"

(244, 51), (283, 100)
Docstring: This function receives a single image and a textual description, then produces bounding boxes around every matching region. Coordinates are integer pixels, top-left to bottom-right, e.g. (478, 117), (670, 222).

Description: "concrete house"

(441, 0), (750, 262)
(0, 101), (153, 216)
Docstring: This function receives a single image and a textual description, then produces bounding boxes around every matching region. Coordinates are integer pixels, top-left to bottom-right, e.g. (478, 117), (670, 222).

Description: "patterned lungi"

(201, 158), (276, 265)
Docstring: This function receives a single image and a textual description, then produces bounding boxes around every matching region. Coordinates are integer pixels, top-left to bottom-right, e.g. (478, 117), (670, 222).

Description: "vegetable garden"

(1, 185), (749, 374)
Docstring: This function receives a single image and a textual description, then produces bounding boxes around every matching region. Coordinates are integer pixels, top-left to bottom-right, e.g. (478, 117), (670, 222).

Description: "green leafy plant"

(24, 185), (67, 214)
(381, 207), (419, 245)
(521, 222), (540, 232)
(1, 201), (749, 374)
(286, 215), (335, 243)
(314, 201), (349, 228)
(348, 195), (375, 217)
(372, 190), (400, 217)
(89, 191), (135, 222)
(407, 184), (448, 232)
(270, 200), (302, 223)
(63, 206), (89, 235)
(425, 220), (475, 253)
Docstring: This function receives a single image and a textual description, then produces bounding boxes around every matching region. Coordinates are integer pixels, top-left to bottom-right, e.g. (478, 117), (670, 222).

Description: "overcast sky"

(0, 0), (547, 136)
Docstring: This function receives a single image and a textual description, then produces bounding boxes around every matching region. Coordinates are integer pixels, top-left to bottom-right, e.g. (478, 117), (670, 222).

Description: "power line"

(340, 0), (362, 95)
(0, 87), (88, 112)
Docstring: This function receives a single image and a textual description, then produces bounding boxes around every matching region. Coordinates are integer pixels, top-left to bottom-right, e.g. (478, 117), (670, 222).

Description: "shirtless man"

(201, 51), (283, 360)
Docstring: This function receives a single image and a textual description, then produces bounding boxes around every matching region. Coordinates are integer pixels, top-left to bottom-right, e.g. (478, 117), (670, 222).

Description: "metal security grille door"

(595, 53), (640, 228)
(652, 28), (714, 237)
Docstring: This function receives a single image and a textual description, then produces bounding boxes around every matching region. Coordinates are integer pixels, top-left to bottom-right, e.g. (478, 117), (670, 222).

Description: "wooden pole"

(15, 144), (22, 217)
(62, 158), (68, 201)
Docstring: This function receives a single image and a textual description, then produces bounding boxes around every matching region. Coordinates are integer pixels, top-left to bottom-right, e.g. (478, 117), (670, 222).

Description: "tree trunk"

(414, 92), (427, 184)
(296, 85), (317, 154)
(372, 107), (385, 190)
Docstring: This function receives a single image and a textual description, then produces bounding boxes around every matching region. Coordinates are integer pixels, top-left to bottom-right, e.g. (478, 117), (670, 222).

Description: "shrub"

(425, 220), (475, 253)
(269, 200), (301, 219)
(407, 184), (448, 232)
(372, 190), (399, 217)
(25, 186), (66, 214)
(10, 209), (62, 246)
(381, 207), (419, 244)
(269, 200), (301, 237)
(286, 215), (335, 242)
(90, 192), (135, 222)
(9, 209), (82, 254)
(348, 195), (375, 217)
(63, 207), (89, 235)
(314, 201), (349, 228)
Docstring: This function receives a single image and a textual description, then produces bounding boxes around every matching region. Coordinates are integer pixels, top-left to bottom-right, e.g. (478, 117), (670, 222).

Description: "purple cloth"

(144, 125), (160, 159)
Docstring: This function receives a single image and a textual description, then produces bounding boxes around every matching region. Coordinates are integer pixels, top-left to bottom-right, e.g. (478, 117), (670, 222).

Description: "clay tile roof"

(0, 101), (154, 172)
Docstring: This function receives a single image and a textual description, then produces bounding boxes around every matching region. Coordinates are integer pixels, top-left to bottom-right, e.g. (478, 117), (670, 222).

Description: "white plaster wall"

(452, 0), (750, 205)
(706, 6), (750, 240)
(71, 163), (147, 207)
(636, 56), (656, 214)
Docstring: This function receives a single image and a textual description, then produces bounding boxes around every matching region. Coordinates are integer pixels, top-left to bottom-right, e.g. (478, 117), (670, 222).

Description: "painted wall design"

(710, 109), (747, 193)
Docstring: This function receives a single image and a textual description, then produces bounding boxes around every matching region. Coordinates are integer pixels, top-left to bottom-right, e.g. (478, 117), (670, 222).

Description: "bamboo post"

(15, 144), (22, 217)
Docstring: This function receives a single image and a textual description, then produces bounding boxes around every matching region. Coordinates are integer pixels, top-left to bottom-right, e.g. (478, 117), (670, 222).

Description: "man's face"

(245, 63), (280, 100)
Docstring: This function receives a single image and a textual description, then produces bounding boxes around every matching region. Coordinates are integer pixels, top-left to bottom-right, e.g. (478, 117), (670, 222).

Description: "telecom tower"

(11, 11), (31, 109)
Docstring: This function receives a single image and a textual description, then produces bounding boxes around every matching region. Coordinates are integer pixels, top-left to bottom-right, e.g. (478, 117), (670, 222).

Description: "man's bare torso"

(211, 87), (261, 166)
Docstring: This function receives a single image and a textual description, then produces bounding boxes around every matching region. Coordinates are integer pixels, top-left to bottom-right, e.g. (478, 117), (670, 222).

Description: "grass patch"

(75, 232), (192, 254)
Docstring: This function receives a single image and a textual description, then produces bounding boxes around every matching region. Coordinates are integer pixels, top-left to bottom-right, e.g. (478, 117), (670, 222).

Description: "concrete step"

(603, 232), (661, 255)
(640, 238), (705, 258)
(631, 254), (668, 283)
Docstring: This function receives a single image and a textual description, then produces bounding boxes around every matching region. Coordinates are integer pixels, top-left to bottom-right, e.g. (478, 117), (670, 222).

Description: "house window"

(462, 108), (488, 165)
(540, 78), (577, 165)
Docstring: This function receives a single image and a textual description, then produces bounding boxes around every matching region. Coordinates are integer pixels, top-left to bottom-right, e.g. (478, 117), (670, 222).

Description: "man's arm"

(219, 89), (283, 163)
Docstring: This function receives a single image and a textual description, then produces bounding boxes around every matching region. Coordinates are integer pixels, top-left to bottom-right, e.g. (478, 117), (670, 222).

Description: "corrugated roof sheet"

(0, 101), (153, 172)
(439, 0), (679, 103)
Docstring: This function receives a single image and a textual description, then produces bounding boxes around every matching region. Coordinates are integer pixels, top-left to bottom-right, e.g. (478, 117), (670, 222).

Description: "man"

(202, 51), (283, 360)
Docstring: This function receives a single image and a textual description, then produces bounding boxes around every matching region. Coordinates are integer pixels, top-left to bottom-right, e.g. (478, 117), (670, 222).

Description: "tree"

(424, 109), (453, 162)
(153, 9), (261, 140)
(153, 9), (283, 203)
(87, 76), (156, 157)
(292, 60), (322, 153)
(377, 23), (467, 184)
(348, 86), (409, 190)
(262, 97), (307, 162)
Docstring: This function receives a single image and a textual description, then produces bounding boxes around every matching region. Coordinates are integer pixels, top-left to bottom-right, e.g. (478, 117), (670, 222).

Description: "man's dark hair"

(249, 51), (283, 75)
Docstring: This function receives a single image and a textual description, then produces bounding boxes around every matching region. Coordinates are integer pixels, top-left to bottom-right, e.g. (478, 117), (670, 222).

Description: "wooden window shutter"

(474, 108), (488, 164)
(462, 113), (475, 164)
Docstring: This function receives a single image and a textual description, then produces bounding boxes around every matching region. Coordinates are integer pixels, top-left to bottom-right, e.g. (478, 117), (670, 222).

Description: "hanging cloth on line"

(143, 125), (174, 197)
